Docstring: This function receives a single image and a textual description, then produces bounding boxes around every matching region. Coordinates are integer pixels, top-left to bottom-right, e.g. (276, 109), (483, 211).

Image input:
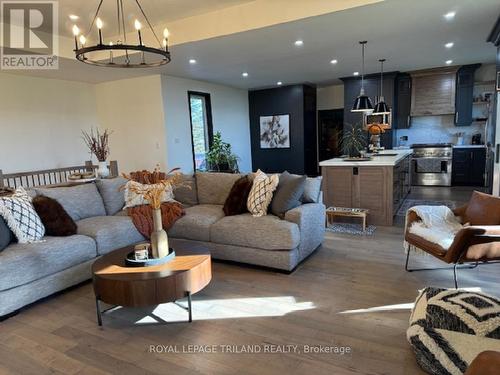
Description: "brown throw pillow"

(463, 191), (500, 225)
(223, 176), (253, 216)
(32, 195), (77, 236)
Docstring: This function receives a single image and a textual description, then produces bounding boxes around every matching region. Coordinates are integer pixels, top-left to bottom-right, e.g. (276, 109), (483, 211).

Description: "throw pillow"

(96, 177), (127, 215)
(0, 216), (14, 252)
(247, 170), (279, 217)
(271, 171), (306, 217)
(32, 195), (77, 236)
(302, 176), (323, 203)
(464, 191), (500, 225)
(0, 187), (45, 243)
(124, 180), (174, 209)
(223, 175), (253, 216)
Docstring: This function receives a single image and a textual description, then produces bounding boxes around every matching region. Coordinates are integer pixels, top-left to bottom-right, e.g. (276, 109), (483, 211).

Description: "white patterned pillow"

(124, 180), (174, 209)
(0, 187), (45, 243)
(247, 170), (279, 217)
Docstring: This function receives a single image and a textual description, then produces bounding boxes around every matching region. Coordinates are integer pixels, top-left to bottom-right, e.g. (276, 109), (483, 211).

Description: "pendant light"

(373, 59), (391, 115)
(351, 41), (373, 112)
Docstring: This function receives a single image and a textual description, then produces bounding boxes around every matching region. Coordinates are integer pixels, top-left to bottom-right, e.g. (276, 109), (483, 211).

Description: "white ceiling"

(12, 0), (500, 88)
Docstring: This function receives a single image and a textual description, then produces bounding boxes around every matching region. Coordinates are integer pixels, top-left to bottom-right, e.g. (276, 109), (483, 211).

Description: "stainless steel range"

(411, 143), (453, 186)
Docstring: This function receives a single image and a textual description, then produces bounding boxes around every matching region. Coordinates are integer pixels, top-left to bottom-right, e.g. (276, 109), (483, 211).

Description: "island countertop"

(319, 149), (413, 167)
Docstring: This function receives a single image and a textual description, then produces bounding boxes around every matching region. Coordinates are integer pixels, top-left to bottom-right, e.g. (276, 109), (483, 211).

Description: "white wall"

(95, 75), (168, 173)
(317, 84), (344, 110)
(0, 73), (97, 173)
(160, 75), (251, 174)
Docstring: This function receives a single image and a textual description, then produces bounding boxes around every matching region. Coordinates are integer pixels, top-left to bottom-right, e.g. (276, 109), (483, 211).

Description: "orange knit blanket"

(127, 202), (185, 239)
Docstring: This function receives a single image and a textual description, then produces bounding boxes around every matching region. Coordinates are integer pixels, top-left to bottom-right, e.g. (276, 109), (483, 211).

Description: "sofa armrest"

(284, 203), (325, 253)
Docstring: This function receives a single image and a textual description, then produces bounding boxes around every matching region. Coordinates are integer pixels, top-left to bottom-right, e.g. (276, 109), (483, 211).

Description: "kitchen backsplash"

(395, 115), (486, 146)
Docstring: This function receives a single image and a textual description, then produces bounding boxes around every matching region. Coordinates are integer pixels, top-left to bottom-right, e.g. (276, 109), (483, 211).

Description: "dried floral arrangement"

(122, 165), (183, 210)
(82, 128), (112, 162)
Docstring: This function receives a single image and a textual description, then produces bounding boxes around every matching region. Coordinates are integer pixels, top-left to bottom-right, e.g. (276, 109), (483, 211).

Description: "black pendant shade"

(351, 41), (373, 112)
(352, 93), (374, 112)
(373, 98), (390, 114)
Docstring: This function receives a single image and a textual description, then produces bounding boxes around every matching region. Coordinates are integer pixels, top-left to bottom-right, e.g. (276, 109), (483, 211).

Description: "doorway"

(318, 109), (344, 161)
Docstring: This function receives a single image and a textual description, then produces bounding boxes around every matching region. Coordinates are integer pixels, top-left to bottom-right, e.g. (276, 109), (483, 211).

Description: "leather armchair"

(404, 192), (500, 288)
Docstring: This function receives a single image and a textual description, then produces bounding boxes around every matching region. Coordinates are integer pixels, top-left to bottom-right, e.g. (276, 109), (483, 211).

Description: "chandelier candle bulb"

(96, 17), (103, 45)
(109, 42), (114, 64)
(134, 20), (143, 45)
(72, 25), (80, 50)
(79, 35), (86, 46)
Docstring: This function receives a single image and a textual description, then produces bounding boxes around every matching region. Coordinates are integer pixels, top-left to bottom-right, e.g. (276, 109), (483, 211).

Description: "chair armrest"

(445, 226), (500, 262)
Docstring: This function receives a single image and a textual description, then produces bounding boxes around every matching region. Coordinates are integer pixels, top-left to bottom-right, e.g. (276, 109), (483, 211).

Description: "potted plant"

(206, 132), (240, 173)
(340, 124), (368, 158)
(82, 127), (112, 178)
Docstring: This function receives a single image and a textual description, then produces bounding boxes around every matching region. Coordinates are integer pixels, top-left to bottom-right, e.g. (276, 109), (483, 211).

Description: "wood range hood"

(409, 66), (460, 117)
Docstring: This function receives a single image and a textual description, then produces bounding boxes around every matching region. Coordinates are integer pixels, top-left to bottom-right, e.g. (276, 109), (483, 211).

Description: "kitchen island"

(319, 149), (413, 226)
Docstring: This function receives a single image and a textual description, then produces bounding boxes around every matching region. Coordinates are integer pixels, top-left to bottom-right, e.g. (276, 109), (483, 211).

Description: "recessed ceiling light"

(353, 71), (359, 76)
(445, 42), (454, 49)
(444, 11), (456, 20)
(189, 59), (197, 64)
(277, 81), (283, 86)
(446, 59), (453, 65)
(69, 14), (79, 21)
(330, 59), (338, 64)
(294, 40), (304, 46)
(242, 72), (249, 77)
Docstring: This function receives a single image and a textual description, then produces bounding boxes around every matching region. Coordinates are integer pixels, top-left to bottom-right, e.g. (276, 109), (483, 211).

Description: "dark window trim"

(187, 91), (214, 172)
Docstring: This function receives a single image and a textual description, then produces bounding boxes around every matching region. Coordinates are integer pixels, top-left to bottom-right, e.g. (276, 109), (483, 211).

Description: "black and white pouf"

(407, 287), (500, 375)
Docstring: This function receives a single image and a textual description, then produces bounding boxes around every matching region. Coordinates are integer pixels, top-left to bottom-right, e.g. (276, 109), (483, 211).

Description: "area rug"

(396, 199), (458, 217)
(326, 223), (376, 236)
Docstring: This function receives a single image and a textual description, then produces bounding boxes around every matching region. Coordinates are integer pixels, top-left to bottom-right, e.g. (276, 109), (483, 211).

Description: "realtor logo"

(1, 1), (58, 69)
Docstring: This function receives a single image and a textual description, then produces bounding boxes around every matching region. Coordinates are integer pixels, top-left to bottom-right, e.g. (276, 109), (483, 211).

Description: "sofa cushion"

(0, 235), (97, 291)
(464, 191), (500, 225)
(35, 183), (106, 221)
(270, 171), (306, 217)
(32, 195), (77, 236)
(168, 204), (224, 242)
(196, 172), (242, 205)
(173, 174), (198, 207)
(96, 177), (127, 215)
(210, 213), (300, 251)
(77, 216), (144, 255)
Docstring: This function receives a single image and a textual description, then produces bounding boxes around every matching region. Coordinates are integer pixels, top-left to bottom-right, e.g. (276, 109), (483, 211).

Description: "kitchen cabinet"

(395, 73), (412, 129)
(455, 64), (481, 126)
(452, 147), (486, 186)
(410, 67), (458, 116)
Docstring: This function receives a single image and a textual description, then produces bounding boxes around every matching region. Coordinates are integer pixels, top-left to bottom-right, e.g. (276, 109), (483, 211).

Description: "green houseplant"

(206, 132), (239, 173)
(340, 124), (368, 158)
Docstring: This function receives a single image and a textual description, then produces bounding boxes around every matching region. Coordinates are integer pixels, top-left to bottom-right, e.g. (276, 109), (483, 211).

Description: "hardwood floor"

(1, 226), (499, 375)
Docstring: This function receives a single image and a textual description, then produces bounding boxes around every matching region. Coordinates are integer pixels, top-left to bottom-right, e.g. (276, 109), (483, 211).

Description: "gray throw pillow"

(96, 177), (127, 215)
(302, 176), (323, 203)
(0, 216), (14, 252)
(270, 171), (306, 217)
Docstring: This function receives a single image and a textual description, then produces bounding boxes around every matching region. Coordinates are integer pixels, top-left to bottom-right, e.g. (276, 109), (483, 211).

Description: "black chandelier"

(72, 0), (171, 68)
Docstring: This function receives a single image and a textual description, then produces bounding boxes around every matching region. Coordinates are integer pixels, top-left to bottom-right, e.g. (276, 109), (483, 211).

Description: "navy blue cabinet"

(455, 64), (481, 127)
(452, 147), (486, 186)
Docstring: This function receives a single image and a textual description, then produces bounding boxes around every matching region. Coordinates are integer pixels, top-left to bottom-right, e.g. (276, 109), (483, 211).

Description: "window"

(188, 92), (213, 171)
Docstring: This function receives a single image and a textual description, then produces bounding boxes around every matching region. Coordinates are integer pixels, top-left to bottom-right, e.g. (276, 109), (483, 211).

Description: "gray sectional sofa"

(0, 172), (325, 317)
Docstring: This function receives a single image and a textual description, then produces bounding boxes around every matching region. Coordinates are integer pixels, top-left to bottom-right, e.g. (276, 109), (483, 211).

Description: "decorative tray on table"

(124, 248), (176, 267)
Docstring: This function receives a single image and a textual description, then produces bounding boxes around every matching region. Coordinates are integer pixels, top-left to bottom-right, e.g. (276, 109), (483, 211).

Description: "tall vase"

(97, 161), (110, 178)
(150, 208), (169, 259)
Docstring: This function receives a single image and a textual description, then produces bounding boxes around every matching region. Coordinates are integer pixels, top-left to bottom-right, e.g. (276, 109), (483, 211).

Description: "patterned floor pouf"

(407, 287), (500, 375)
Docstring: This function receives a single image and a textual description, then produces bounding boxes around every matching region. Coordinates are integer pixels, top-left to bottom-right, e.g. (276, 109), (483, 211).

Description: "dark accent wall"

(248, 84), (318, 175)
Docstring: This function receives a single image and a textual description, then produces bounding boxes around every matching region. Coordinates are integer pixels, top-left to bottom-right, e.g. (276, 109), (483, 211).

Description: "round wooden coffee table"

(92, 242), (211, 326)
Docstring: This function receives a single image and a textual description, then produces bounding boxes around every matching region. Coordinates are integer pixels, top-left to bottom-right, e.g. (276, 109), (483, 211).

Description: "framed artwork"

(259, 114), (290, 149)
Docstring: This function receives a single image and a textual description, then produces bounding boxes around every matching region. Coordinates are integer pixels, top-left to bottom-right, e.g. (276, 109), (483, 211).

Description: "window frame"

(187, 91), (214, 172)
